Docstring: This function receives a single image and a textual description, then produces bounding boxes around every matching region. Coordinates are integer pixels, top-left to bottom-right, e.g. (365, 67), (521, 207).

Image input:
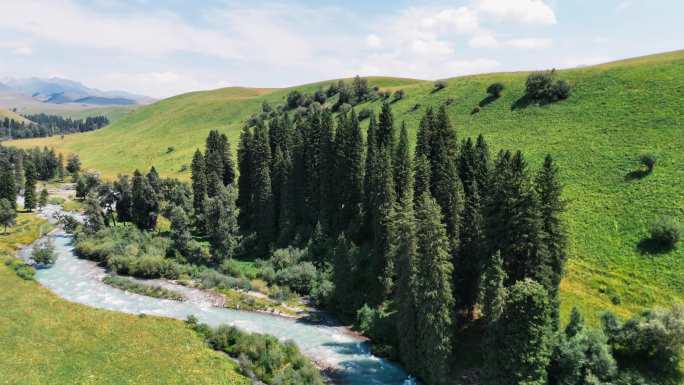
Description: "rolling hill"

(0, 107), (32, 124)
(8, 50), (684, 325)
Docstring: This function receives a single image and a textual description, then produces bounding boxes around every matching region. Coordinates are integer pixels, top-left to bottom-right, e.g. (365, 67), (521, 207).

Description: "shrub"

(5, 258), (36, 280)
(525, 70), (571, 103)
(649, 217), (680, 250)
(285, 90), (305, 110)
(433, 80), (447, 92)
(487, 82), (505, 97)
(32, 240), (57, 266)
(269, 285), (296, 303)
(275, 262), (318, 295)
(270, 247), (305, 271)
(639, 154), (657, 172)
(602, 305), (684, 373)
(166, 146), (175, 154)
(471, 106), (481, 114)
(219, 259), (243, 277)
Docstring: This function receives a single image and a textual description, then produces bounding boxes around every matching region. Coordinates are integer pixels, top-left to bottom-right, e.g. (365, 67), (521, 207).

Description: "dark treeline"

(0, 114), (109, 140)
(0, 144), (69, 212)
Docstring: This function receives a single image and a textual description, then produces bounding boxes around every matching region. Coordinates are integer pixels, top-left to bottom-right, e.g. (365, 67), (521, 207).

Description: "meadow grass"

(9, 50), (684, 325)
(0, 214), (250, 385)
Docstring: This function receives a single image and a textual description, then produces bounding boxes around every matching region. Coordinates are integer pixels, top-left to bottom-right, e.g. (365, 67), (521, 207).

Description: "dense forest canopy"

(0, 113), (109, 140)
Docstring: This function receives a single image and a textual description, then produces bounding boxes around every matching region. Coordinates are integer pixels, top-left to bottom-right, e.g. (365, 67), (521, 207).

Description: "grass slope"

(9, 50), (684, 325)
(0, 107), (33, 124)
(0, 214), (249, 385)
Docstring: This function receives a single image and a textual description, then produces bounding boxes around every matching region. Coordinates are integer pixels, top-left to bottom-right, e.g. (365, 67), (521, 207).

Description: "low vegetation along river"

(18, 204), (412, 385)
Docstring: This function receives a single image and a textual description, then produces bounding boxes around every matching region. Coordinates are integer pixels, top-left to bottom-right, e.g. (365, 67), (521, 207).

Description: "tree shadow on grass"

(511, 94), (534, 110)
(637, 238), (676, 255)
(624, 169), (651, 181)
(478, 95), (499, 108)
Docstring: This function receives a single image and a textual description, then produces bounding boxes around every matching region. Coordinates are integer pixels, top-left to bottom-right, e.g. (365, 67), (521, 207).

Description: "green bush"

(649, 217), (680, 250)
(275, 262), (317, 295)
(525, 71), (571, 103)
(433, 80), (447, 92)
(4, 258), (36, 280)
(487, 82), (505, 97)
(602, 305), (684, 373)
(187, 318), (325, 385)
(32, 240), (57, 265)
(103, 275), (184, 301)
(639, 154), (657, 172)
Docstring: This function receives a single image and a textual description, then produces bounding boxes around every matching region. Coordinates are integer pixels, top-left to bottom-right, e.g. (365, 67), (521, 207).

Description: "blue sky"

(0, 0), (681, 98)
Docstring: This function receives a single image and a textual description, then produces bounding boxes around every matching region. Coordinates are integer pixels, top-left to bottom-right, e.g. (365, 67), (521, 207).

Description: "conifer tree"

(429, 105), (463, 239)
(318, 110), (336, 233)
(415, 108), (433, 160)
(206, 170), (222, 198)
(14, 153), (24, 195)
(363, 114), (379, 239)
(474, 134), (491, 195)
(535, 154), (567, 329)
(455, 181), (487, 319)
(219, 133), (235, 186)
(205, 130), (225, 186)
(24, 162), (37, 212)
(488, 279), (553, 385)
(393, 168), (419, 374)
(377, 102), (395, 150)
(459, 137), (476, 196)
(205, 185), (240, 261)
(414, 192), (454, 385)
(272, 145), (295, 245)
(0, 159), (16, 209)
(237, 126), (254, 231)
(413, 154), (431, 202)
(394, 122), (412, 202)
(191, 149), (208, 228)
(252, 122), (275, 251)
(146, 166), (161, 195)
(131, 169), (159, 231)
(482, 250), (506, 324)
(39, 188), (48, 208)
(57, 153), (65, 181)
(83, 192), (105, 234)
(302, 110), (322, 230)
(335, 111), (364, 237)
(114, 175), (132, 223)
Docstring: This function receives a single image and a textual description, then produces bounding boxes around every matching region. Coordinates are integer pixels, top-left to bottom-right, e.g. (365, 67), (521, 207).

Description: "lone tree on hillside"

(487, 82), (505, 98)
(640, 154), (657, 173)
(0, 198), (17, 234)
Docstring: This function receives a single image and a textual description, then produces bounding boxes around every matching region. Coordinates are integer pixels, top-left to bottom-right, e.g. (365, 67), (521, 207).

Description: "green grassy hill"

(0, 215), (249, 385)
(0, 107), (33, 124)
(9, 50), (684, 324)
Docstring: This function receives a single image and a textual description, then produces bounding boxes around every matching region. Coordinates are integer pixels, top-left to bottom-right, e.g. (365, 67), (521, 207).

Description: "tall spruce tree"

(413, 154), (431, 202)
(488, 279), (553, 385)
(428, 105), (463, 240)
(146, 166), (161, 195)
(454, 181), (487, 319)
(414, 192), (454, 385)
(237, 126), (254, 231)
(57, 153), (65, 181)
(415, 108), (433, 160)
(392, 166), (419, 374)
(14, 153), (24, 195)
(335, 111), (364, 237)
(114, 175), (132, 223)
(482, 250), (506, 324)
(131, 169), (159, 231)
(394, 122), (412, 202)
(252, 122), (275, 252)
(0, 159), (16, 209)
(219, 133), (235, 186)
(318, 110), (336, 233)
(535, 154), (567, 329)
(205, 130), (225, 188)
(24, 162), (37, 212)
(272, 145), (295, 246)
(474, 134), (491, 195)
(377, 102), (395, 150)
(205, 185), (240, 262)
(363, 114), (379, 239)
(191, 149), (208, 229)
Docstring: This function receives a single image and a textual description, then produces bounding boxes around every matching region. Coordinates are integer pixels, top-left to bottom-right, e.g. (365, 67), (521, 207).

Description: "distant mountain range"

(0, 77), (154, 108)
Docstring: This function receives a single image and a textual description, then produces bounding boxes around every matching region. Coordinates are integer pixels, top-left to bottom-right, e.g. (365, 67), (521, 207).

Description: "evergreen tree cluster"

(233, 102), (567, 384)
(1, 114), (108, 140)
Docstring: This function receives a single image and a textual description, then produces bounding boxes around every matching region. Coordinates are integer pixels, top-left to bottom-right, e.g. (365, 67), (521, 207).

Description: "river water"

(18, 204), (413, 385)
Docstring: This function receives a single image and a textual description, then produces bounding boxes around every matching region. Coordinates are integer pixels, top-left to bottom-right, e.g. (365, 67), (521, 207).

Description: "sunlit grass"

(0, 214), (249, 385)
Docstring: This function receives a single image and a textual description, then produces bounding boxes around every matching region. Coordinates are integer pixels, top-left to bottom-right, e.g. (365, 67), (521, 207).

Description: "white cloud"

(474, 0), (557, 25)
(616, 1), (632, 11)
(98, 71), (213, 98)
(366, 34), (382, 48)
(0, 41), (33, 56)
(506, 37), (553, 49)
(469, 33), (499, 48)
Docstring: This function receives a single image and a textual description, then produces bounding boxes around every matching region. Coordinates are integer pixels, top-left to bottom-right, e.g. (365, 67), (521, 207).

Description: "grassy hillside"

(15, 105), (138, 123)
(0, 214), (249, 385)
(8, 50), (684, 325)
(0, 107), (33, 124)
